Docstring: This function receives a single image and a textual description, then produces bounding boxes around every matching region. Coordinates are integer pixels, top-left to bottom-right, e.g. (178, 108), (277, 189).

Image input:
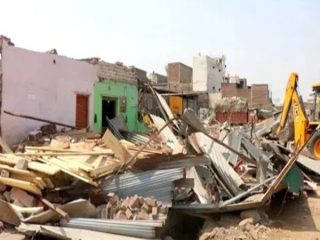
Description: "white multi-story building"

(192, 54), (226, 93)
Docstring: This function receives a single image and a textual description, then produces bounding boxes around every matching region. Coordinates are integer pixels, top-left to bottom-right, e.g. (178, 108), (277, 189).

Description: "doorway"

(75, 94), (89, 128)
(102, 97), (117, 131)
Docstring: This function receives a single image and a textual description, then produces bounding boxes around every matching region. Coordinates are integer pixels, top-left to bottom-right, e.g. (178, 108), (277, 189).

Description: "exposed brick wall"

(97, 61), (138, 85)
(167, 62), (192, 92)
(168, 63), (179, 83)
(251, 84), (272, 108)
(134, 68), (147, 82)
(168, 82), (192, 92)
(221, 83), (272, 108)
(150, 72), (167, 84)
(222, 83), (251, 99)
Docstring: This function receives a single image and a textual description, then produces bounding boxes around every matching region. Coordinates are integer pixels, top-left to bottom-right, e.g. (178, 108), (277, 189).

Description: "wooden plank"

(25, 146), (113, 154)
(84, 155), (105, 169)
(0, 176), (42, 195)
(0, 155), (60, 175)
(39, 157), (98, 186)
(0, 163), (36, 177)
(127, 146), (166, 154)
(102, 129), (132, 162)
(40, 198), (69, 219)
(47, 157), (95, 177)
(89, 161), (121, 179)
(0, 156), (17, 166)
(56, 156), (95, 172)
(28, 161), (60, 175)
(149, 114), (183, 154)
(42, 177), (54, 189)
(10, 173), (46, 190)
(17, 152), (113, 157)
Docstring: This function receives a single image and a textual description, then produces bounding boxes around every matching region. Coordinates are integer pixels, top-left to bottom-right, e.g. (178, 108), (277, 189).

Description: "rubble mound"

(97, 193), (167, 220)
(214, 97), (248, 112)
(199, 217), (270, 240)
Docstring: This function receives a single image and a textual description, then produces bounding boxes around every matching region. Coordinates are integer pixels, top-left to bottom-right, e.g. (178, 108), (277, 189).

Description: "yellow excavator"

(276, 72), (320, 158)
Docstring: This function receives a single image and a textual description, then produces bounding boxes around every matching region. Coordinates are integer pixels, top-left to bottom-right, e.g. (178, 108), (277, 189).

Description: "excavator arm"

(276, 73), (309, 148)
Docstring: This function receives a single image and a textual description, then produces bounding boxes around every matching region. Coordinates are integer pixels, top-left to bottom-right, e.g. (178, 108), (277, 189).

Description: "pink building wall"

(1, 46), (97, 145)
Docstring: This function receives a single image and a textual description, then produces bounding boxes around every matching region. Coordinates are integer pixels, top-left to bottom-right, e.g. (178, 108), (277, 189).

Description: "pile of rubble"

(200, 216), (270, 240)
(0, 88), (318, 239)
(214, 96), (248, 112)
(97, 193), (166, 220)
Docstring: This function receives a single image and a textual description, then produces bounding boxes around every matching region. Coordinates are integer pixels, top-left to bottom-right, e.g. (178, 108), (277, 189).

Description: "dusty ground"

(267, 188), (320, 240)
(198, 187), (320, 240)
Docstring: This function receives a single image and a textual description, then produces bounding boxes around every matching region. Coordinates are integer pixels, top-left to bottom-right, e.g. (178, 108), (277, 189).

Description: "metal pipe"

(219, 176), (276, 207)
(4, 110), (77, 129)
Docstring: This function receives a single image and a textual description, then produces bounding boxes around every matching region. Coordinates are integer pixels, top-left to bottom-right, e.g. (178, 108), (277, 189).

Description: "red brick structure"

(167, 62), (192, 92)
(221, 83), (272, 108)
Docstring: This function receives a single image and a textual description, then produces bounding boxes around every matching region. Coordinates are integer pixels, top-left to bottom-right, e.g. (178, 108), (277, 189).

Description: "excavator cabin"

(277, 73), (320, 159)
(312, 82), (320, 121)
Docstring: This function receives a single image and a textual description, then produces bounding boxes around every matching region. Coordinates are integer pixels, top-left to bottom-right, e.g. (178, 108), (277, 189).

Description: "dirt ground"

(267, 188), (320, 240)
(197, 187), (320, 240)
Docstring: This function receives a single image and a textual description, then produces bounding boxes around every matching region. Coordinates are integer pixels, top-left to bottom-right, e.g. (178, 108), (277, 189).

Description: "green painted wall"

(93, 80), (140, 132)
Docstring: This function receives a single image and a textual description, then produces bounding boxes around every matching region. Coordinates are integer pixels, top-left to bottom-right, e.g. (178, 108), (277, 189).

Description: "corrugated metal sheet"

(101, 168), (184, 203)
(125, 132), (150, 145)
(61, 218), (164, 239)
(192, 132), (244, 196)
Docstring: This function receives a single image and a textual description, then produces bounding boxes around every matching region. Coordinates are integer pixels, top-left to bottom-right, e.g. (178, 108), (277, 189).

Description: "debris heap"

(0, 88), (319, 239)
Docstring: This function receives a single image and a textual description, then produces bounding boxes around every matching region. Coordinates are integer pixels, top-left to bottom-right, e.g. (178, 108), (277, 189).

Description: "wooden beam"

(39, 157), (98, 187)
(39, 198), (69, 219)
(16, 152), (113, 157)
(102, 129), (132, 162)
(0, 176), (42, 195)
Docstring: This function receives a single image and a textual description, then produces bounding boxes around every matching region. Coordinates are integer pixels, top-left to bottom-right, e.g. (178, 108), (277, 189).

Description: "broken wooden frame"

(113, 117), (178, 176)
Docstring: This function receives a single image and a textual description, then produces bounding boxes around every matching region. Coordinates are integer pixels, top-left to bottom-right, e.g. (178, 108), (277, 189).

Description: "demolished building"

(0, 35), (319, 240)
(0, 36), (147, 146)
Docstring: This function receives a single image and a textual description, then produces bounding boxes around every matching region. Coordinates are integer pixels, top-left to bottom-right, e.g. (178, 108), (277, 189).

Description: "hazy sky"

(1, 0), (320, 103)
